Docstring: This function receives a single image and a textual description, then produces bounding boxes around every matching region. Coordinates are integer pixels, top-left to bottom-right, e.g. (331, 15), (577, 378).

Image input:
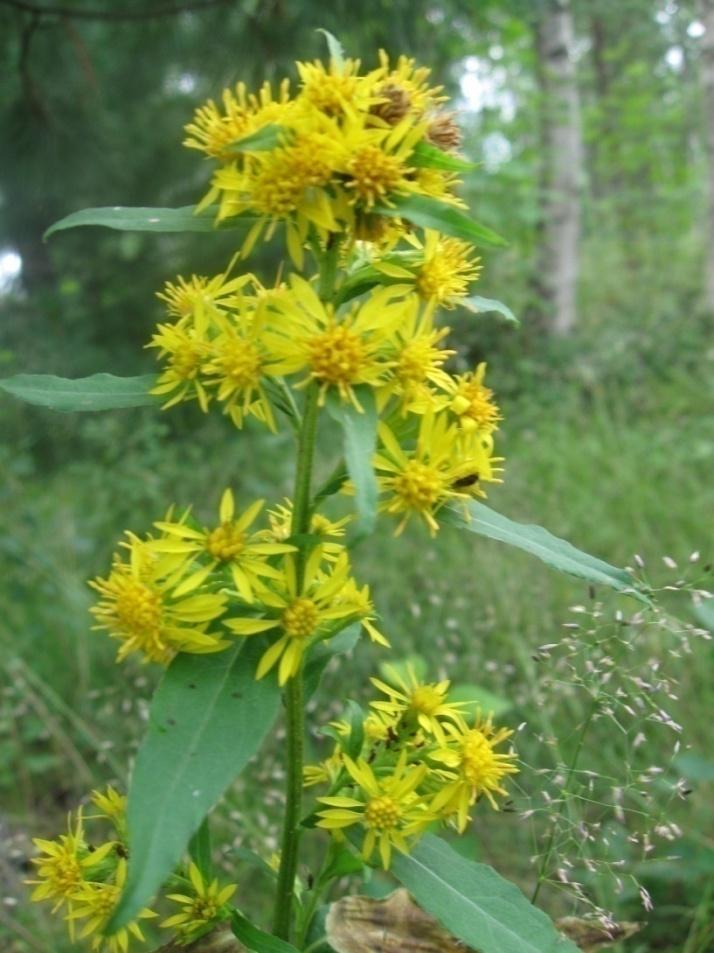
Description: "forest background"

(0, 0), (712, 951)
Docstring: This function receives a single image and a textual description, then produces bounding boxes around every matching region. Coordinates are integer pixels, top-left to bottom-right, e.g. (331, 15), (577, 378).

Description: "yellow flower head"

(441, 362), (501, 435)
(184, 79), (293, 159)
(162, 862), (237, 945)
(27, 811), (108, 913)
(376, 50), (446, 118)
(147, 320), (214, 412)
(377, 299), (454, 412)
(226, 551), (381, 685)
(375, 411), (501, 535)
(264, 275), (406, 409)
(156, 272), (255, 325)
(151, 490), (294, 603)
(264, 498), (351, 562)
(296, 56), (379, 115)
(317, 753), (432, 868)
(89, 787), (127, 835)
(66, 859), (157, 953)
(89, 532), (229, 665)
(370, 663), (468, 743)
(416, 231), (481, 308)
(430, 714), (518, 831)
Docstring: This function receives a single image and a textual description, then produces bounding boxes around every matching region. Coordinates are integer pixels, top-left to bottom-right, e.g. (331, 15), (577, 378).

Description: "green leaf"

(391, 835), (579, 953)
(44, 205), (256, 238)
(460, 295), (519, 324)
(231, 912), (301, 953)
(188, 818), (212, 880)
(326, 387), (378, 535)
(377, 194), (507, 248)
(448, 683), (513, 719)
(0, 373), (158, 411)
(411, 141), (476, 173)
(444, 501), (650, 603)
(108, 641), (280, 931)
(317, 28), (345, 69)
(228, 123), (286, 152)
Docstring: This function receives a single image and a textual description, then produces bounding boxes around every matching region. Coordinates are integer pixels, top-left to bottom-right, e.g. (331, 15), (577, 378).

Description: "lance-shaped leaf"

(231, 913), (301, 953)
(44, 205), (257, 238)
(108, 640), (280, 931)
(391, 835), (579, 953)
(0, 373), (158, 411)
(411, 141), (476, 173)
(376, 194), (507, 248)
(326, 388), (378, 535)
(443, 501), (649, 603)
(460, 294), (519, 324)
(317, 28), (346, 69)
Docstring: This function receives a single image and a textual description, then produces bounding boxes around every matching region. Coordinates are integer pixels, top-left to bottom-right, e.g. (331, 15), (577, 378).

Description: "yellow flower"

(303, 748), (344, 788)
(89, 788), (127, 832)
(440, 362), (501, 435)
(226, 551), (382, 685)
(374, 411), (501, 535)
(147, 320), (214, 412)
(317, 753), (432, 868)
(200, 301), (279, 430)
(89, 533), (229, 665)
(415, 231), (481, 308)
(376, 299), (454, 412)
(264, 275), (404, 409)
(370, 663), (468, 743)
(340, 116), (424, 210)
(184, 79), (293, 159)
(296, 56), (381, 115)
(375, 50), (446, 118)
(151, 490), (294, 602)
(66, 859), (157, 953)
(162, 862), (237, 944)
(27, 812), (113, 914)
(264, 498), (351, 562)
(430, 715), (518, 831)
(156, 272), (255, 324)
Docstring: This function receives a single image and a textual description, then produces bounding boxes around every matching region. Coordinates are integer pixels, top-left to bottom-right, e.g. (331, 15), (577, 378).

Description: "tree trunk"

(535, 0), (583, 336)
(701, 0), (714, 312)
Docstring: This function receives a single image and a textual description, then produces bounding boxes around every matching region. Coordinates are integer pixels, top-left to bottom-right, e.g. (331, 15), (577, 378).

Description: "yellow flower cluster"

(28, 789), (236, 951)
(309, 665), (518, 866)
(27, 788), (156, 953)
(185, 49), (464, 262)
(148, 265), (502, 534)
(90, 490), (385, 682)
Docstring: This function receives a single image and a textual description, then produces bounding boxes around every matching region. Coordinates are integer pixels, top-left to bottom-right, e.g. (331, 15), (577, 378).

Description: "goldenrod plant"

(3, 33), (654, 953)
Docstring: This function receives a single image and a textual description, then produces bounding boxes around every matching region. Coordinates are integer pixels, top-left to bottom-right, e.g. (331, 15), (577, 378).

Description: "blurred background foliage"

(0, 1), (713, 951)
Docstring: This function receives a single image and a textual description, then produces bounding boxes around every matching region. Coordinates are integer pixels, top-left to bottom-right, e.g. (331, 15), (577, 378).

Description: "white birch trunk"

(701, 0), (714, 312)
(537, 0), (583, 335)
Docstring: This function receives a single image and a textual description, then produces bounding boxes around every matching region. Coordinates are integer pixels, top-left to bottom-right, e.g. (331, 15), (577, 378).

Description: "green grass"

(1, 368), (712, 952)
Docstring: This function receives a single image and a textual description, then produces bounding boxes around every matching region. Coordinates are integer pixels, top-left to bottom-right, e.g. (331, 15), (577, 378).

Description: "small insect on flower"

(162, 862), (237, 945)
(317, 753), (433, 868)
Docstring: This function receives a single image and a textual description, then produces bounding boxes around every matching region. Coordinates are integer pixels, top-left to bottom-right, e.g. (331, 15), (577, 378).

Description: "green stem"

(272, 235), (340, 941)
(272, 384), (320, 941)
